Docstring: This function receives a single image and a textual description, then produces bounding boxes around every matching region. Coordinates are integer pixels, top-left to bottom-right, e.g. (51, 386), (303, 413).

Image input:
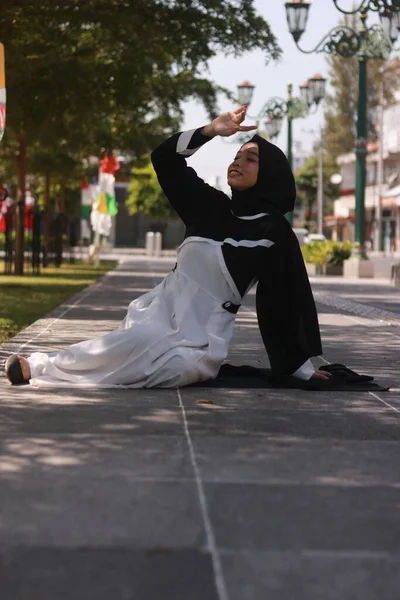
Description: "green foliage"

(0, 1), (281, 162)
(328, 241), (353, 266)
(0, 231), (36, 245)
(323, 14), (400, 161)
(64, 184), (82, 217)
(294, 150), (339, 225)
(0, 260), (117, 343)
(0, 0), (281, 226)
(126, 158), (175, 218)
(301, 240), (352, 266)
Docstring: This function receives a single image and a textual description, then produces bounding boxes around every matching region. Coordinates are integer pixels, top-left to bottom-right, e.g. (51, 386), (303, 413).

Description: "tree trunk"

(55, 180), (66, 267)
(59, 180), (65, 213)
(14, 130), (26, 275)
(42, 172), (51, 267)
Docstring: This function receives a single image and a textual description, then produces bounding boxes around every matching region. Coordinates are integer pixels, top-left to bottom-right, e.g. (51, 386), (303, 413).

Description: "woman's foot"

(4, 354), (31, 385)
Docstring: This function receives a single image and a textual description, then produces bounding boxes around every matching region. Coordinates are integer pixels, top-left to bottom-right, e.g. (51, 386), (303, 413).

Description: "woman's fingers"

(233, 108), (255, 129)
(233, 105), (248, 114)
(310, 369), (333, 380)
(238, 107), (248, 123)
(219, 107), (254, 134)
(230, 112), (245, 125)
(320, 370), (332, 377)
(233, 106), (248, 124)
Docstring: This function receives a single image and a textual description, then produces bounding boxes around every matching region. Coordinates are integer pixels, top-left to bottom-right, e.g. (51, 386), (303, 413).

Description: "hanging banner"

(80, 180), (98, 240)
(91, 154), (120, 238)
(0, 43), (5, 142)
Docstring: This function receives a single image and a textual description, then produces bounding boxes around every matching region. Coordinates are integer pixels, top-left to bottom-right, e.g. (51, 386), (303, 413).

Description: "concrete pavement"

(0, 257), (399, 600)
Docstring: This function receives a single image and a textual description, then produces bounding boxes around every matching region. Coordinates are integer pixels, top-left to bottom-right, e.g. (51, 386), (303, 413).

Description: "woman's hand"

(310, 369), (333, 380)
(203, 106), (257, 138)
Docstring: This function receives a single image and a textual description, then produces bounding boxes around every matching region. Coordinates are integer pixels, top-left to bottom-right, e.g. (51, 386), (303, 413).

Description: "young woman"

(5, 106), (330, 387)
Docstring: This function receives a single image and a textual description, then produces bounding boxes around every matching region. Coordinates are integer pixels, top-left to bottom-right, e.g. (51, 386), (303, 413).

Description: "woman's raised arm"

(151, 107), (256, 225)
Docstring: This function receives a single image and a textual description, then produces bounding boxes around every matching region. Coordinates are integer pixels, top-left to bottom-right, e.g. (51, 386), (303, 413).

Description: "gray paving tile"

(0, 547), (219, 600)
(183, 387), (396, 410)
(0, 404), (183, 435)
(0, 481), (204, 547)
(1, 258), (400, 598)
(221, 550), (400, 600)
(0, 385), (179, 407)
(0, 434), (193, 481)
(184, 407), (400, 440)
(372, 394), (400, 409)
(311, 278), (400, 317)
(193, 437), (400, 486)
(205, 482), (400, 552)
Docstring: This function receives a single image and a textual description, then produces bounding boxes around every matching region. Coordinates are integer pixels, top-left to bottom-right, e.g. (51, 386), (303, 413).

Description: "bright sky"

(181, 0), (381, 192)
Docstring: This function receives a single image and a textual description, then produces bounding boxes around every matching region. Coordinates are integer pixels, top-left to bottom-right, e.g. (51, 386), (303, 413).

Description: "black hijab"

(230, 135), (296, 217)
(229, 135), (322, 374)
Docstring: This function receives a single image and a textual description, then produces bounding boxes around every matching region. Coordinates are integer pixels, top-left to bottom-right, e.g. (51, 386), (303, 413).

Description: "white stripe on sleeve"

(176, 129), (200, 156)
(292, 358), (315, 380)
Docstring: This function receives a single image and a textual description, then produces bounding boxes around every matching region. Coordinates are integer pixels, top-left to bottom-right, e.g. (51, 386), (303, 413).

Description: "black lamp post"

(285, 0), (400, 260)
(237, 75), (326, 223)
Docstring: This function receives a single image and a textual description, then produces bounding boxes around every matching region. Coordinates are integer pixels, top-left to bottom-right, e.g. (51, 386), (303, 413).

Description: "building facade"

(109, 183), (185, 249)
(327, 91), (400, 252)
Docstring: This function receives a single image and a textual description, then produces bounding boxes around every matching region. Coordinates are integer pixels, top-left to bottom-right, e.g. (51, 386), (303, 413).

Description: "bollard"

(145, 231), (155, 256)
(154, 232), (162, 257)
(391, 263), (400, 287)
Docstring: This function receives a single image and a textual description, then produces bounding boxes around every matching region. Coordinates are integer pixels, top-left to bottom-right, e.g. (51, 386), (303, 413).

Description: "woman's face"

(227, 142), (259, 190)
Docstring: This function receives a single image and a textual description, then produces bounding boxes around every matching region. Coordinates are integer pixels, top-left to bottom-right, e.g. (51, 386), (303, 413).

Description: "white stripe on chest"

(223, 238), (274, 248)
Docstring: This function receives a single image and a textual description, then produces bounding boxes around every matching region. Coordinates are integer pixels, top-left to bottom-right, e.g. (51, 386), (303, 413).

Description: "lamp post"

(237, 75), (326, 223)
(316, 133), (325, 235)
(285, 0), (399, 264)
(375, 66), (385, 251)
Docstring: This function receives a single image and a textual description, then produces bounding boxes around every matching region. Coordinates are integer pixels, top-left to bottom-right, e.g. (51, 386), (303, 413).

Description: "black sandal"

(5, 354), (29, 385)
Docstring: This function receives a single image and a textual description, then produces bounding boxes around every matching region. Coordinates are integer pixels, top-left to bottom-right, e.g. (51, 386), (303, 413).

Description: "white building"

(328, 90), (400, 252)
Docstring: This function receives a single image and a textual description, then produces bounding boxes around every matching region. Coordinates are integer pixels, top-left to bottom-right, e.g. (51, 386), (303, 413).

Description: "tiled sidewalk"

(0, 259), (399, 600)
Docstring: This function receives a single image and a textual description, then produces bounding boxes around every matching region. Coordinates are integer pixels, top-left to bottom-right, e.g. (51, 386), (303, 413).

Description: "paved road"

(0, 257), (399, 600)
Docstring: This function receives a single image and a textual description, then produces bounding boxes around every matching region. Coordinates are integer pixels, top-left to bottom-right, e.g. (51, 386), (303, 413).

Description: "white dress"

(28, 238), (243, 388)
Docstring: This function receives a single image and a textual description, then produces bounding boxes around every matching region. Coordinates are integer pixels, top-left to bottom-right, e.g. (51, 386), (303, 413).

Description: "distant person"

(5, 107), (330, 387)
(0, 184), (12, 233)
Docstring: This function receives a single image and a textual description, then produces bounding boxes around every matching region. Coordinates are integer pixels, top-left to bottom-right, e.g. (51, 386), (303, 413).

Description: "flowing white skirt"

(28, 239), (241, 388)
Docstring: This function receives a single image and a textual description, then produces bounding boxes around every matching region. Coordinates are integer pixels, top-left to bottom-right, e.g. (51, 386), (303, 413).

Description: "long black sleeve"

(255, 220), (322, 376)
(151, 128), (229, 225)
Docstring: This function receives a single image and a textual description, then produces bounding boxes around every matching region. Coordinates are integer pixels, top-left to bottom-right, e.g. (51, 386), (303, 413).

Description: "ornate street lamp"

(285, 0), (400, 264)
(308, 73), (327, 104)
(264, 115), (283, 139)
(238, 75), (326, 223)
(285, 1), (311, 42)
(237, 80), (255, 106)
(300, 80), (313, 107)
(380, 6), (400, 41)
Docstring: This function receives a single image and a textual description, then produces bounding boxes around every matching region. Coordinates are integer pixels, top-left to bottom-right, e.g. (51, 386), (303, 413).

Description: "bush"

(327, 241), (352, 266)
(301, 241), (329, 265)
(301, 241), (352, 266)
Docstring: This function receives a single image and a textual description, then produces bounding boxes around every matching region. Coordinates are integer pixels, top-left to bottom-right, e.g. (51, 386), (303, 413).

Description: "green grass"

(0, 261), (117, 344)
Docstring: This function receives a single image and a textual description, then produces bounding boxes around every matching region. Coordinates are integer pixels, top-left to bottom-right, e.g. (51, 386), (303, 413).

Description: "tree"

(29, 147), (83, 266)
(323, 14), (400, 161)
(126, 158), (174, 220)
(295, 149), (340, 230)
(1, 0), (281, 272)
